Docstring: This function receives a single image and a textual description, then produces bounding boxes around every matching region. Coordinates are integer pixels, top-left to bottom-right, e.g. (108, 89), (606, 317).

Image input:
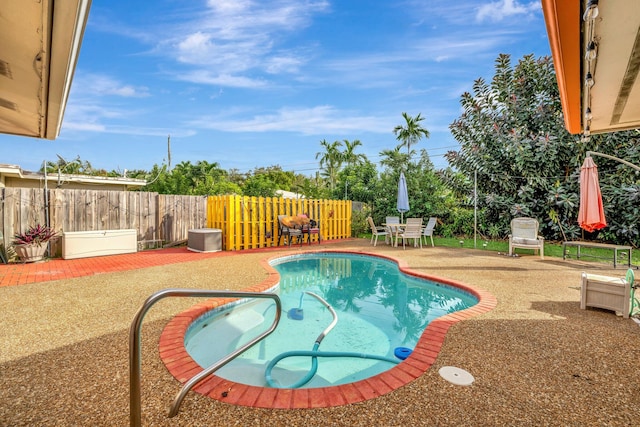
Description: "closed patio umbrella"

(397, 171), (409, 222)
(578, 156), (607, 232)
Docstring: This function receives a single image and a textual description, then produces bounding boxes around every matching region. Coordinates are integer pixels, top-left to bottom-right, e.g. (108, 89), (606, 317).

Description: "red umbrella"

(578, 156), (607, 232)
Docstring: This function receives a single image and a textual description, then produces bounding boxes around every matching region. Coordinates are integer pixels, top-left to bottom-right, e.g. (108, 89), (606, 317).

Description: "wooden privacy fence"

(207, 195), (352, 250)
(0, 188), (351, 259)
(1, 188), (207, 257)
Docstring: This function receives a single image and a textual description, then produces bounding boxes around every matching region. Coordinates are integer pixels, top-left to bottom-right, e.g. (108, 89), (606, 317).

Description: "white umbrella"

(396, 171), (409, 222)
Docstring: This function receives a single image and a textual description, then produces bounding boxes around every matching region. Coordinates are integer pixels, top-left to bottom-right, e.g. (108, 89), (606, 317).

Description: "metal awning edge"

(541, 0), (582, 134)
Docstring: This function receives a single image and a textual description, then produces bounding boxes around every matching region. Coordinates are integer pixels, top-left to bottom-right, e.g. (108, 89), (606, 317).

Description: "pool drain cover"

(439, 366), (474, 386)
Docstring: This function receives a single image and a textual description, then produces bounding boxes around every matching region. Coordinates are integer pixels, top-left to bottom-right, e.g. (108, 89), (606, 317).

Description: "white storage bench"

(580, 272), (631, 318)
(62, 229), (137, 259)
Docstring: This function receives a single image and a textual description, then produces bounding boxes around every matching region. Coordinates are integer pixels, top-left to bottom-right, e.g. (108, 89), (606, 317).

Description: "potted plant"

(12, 224), (58, 263)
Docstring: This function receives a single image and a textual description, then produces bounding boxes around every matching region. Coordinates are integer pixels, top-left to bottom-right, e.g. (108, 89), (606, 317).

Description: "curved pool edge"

(158, 249), (497, 409)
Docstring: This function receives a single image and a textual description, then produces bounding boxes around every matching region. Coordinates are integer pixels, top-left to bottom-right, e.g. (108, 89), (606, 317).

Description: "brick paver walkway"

(0, 248), (239, 287)
(0, 241), (331, 287)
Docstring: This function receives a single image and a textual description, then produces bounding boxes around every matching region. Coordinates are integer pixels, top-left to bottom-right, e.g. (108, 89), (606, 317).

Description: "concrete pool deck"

(1, 239), (639, 426)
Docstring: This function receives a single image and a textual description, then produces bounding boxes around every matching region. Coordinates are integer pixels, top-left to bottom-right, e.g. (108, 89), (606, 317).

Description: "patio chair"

(422, 217), (437, 247)
(367, 217), (389, 246)
(398, 217), (423, 249)
(580, 269), (634, 318)
(385, 216), (401, 240)
(508, 217), (544, 259)
(298, 214), (321, 244)
(277, 215), (303, 246)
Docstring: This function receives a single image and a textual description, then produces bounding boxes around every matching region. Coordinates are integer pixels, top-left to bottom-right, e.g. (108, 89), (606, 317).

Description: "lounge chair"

(277, 215), (303, 246)
(422, 217), (437, 247)
(508, 217), (544, 259)
(580, 269), (635, 318)
(367, 217), (389, 246)
(398, 217), (423, 249)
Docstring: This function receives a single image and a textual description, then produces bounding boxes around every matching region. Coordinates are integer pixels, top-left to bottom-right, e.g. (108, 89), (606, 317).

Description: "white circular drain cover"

(439, 366), (474, 386)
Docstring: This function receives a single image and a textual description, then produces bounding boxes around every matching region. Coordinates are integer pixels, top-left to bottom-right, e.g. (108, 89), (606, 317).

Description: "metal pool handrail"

(129, 289), (281, 427)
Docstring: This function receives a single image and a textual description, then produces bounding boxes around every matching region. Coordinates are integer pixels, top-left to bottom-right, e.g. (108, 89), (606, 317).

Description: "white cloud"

(63, 118), (195, 137)
(317, 30), (513, 90)
(161, 0), (330, 85)
(264, 56), (304, 74)
(63, 122), (106, 132)
(178, 71), (267, 88)
(206, 0), (252, 14)
(189, 105), (394, 135)
(476, 0), (540, 23)
(74, 74), (150, 98)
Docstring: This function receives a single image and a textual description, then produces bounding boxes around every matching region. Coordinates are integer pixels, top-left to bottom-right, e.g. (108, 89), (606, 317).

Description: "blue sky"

(1, 0), (551, 176)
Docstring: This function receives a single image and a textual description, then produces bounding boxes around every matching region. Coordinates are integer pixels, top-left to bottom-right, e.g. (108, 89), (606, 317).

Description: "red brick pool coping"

(159, 249), (497, 409)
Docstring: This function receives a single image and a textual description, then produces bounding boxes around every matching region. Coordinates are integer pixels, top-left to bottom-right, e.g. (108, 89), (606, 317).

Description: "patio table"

(382, 223), (404, 247)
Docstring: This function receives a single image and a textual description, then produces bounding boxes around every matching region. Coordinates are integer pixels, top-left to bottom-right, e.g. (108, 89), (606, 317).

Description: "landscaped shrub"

(351, 208), (371, 237)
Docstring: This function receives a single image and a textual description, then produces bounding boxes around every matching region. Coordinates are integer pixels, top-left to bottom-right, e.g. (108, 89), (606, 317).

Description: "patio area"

(1, 239), (639, 426)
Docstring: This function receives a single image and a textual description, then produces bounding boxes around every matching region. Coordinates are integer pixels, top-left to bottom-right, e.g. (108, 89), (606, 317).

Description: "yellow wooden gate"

(207, 195), (351, 250)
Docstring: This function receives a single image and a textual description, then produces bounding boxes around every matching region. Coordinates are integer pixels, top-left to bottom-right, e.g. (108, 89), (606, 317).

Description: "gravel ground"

(1, 239), (639, 426)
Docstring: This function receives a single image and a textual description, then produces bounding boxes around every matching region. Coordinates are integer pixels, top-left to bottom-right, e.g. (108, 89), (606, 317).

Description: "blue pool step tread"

(394, 347), (412, 360)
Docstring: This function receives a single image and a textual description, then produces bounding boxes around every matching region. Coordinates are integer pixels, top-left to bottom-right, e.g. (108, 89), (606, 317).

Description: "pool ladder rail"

(129, 289), (282, 427)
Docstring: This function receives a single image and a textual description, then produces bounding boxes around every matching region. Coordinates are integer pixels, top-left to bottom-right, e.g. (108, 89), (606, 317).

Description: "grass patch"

(358, 233), (639, 266)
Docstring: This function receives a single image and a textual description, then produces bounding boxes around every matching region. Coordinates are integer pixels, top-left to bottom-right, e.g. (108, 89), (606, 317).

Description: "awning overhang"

(542, 0), (640, 135)
(0, 0), (92, 140)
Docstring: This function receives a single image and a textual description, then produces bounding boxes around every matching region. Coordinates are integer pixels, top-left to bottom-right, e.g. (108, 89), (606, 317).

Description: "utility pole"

(167, 135), (172, 171)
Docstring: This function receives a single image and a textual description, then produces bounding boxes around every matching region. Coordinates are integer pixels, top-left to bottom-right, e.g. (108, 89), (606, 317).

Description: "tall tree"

(315, 139), (343, 191)
(393, 112), (430, 157)
(342, 139), (367, 167)
(374, 149), (452, 230)
(250, 165), (294, 190)
(446, 54), (581, 240)
(379, 146), (410, 173)
(243, 174), (278, 197)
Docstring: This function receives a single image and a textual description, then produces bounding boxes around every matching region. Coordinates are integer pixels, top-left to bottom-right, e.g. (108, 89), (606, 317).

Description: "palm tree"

(342, 139), (367, 167)
(43, 155), (92, 176)
(393, 112), (430, 157)
(315, 139), (344, 190)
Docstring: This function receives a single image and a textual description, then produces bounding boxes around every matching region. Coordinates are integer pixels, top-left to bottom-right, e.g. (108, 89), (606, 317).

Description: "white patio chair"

(508, 217), (544, 259)
(367, 217), (389, 246)
(385, 215), (400, 234)
(422, 217), (437, 247)
(398, 217), (423, 249)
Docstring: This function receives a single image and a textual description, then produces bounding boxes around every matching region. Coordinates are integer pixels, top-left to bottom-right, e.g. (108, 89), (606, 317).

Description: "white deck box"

(62, 229), (137, 259)
(580, 272), (631, 318)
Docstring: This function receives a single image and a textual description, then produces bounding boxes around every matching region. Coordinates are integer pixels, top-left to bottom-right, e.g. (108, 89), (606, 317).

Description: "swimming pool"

(184, 253), (476, 388)
(159, 250), (497, 408)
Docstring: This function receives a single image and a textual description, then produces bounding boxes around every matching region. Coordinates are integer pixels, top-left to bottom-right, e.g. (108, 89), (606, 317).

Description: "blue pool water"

(185, 253), (477, 389)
